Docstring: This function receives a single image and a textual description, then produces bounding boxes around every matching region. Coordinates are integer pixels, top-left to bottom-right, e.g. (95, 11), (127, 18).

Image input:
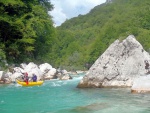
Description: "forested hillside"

(0, 0), (55, 67)
(50, 0), (150, 70)
(0, 0), (150, 70)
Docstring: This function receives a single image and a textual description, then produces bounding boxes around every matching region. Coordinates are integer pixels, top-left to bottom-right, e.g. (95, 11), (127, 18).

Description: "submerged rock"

(77, 35), (150, 88)
(70, 103), (109, 112)
(60, 74), (72, 80)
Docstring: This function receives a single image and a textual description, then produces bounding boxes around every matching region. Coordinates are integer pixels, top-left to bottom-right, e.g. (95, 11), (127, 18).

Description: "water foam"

(51, 82), (61, 87)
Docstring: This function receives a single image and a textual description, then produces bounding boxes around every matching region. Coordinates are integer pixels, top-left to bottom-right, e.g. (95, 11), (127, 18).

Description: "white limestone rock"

(24, 62), (38, 72)
(60, 74), (72, 80)
(9, 62), (56, 82)
(10, 72), (23, 82)
(77, 35), (150, 88)
(0, 71), (4, 80)
(20, 63), (27, 69)
(39, 63), (52, 74)
(44, 68), (57, 79)
(24, 62), (43, 81)
(131, 75), (150, 93)
(49, 68), (57, 76)
(13, 67), (25, 73)
(0, 71), (12, 83)
(61, 69), (68, 75)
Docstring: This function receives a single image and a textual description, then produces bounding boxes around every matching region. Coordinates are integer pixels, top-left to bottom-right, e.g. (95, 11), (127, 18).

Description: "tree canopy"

(0, 0), (55, 67)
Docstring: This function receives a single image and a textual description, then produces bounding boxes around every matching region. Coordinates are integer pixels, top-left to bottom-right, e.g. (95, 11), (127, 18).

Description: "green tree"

(0, 0), (55, 64)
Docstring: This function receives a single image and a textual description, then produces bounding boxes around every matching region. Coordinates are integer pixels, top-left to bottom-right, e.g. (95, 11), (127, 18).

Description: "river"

(0, 73), (150, 113)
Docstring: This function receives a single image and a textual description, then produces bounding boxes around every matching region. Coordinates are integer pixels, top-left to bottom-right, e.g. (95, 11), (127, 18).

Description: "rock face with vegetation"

(77, 35), (150, 88)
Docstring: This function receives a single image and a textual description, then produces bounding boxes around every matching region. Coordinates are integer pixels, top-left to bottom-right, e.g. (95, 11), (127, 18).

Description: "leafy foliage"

(53, 0), (150, 70)
(0, 0), (150, 71)
(0, 0), (55, 65)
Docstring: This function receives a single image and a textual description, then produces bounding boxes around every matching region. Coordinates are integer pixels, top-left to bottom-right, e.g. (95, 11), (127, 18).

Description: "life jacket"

(32, 75), (37, 82)
(24, 72), (29, 83)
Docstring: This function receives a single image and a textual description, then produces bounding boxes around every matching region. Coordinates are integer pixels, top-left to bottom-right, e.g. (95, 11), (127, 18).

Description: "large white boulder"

(49, 68), (57, 76)
(60, 74), (72, 80)
(5, 72), (12, 78)
(0, 71), (12, 83)
(24, 62), (38, 72)
(39, 63), (52, 74)
(131, 75), (150, 93)
(24, 62), (43, 80)
(10, 72), (23, 82)
(13, 67), (25, 73)
(0, 71), (4, 80)
(44, 68), (57, 79)
(20, 63), (27, 69)
(77, 35), (150, 88)
(9, 62), (43, 82)
(61, 69), (68, 75)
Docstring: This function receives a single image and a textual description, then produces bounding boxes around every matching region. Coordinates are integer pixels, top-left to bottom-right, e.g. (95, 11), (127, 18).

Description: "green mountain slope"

(50, 0), (150, 70)
(1, 0), (150, 70)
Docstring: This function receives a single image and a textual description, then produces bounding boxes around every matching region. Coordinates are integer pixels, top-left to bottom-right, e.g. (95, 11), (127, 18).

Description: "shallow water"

(0, 74), (150, 113)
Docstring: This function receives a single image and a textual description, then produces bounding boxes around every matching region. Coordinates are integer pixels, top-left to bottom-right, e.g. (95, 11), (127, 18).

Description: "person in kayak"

(32, 73), (37, 82)
(24, 72), (29, 84)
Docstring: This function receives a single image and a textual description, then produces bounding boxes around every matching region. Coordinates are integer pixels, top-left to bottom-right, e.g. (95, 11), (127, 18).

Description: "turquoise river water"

(0, 74), (150, 113)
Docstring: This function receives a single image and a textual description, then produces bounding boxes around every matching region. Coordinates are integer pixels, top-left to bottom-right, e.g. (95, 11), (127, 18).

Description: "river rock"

(39, 63), (52, 74)
(0, 71), (4, 80)
(60, 74), (72, 80)
(9, 62), (58, 82)
(44, 68), (57, 79)
(20, 63), (27, 69)
(13, 67), (25, 73)
(77, 35), (150, 88)
(61, 69), (68, 75)
(24, 62), (38, 72)
(54, 69), (72, 80)
(11, 72), (23, 82)
(131, 75), (150, 93)
(0, 71), (5, 83)
(24, 62), (43, 81)
(0, 71), (12, 83)
(9, 62), (43, 82)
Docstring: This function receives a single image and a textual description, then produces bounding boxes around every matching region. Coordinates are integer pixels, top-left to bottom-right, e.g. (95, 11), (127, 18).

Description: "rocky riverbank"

(0, 62), (86, 84)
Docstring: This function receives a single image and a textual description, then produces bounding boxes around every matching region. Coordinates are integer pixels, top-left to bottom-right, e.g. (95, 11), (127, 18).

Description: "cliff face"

(77, 35), (150, 88)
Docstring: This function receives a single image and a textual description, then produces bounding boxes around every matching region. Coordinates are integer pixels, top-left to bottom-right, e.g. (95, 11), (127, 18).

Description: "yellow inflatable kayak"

(16, 79), (44, 86)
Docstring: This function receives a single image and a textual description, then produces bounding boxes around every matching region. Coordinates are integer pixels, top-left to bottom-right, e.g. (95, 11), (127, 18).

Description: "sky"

(49, 0), (106, 26)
